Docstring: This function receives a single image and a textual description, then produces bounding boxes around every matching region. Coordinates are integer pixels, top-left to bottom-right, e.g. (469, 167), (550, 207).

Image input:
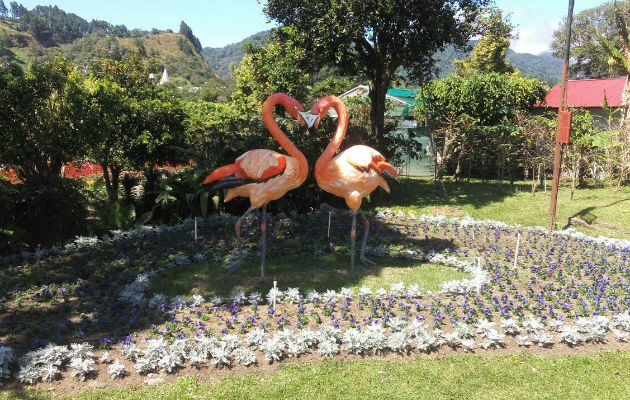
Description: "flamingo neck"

(262, 94), (308, 181)
(315, 98), (348, 177)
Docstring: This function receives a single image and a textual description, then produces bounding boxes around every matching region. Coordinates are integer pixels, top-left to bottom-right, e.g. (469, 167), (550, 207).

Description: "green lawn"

(371, 178), (630, 239)
(4, 352), (629, 400)
(149, 254), (468, 298)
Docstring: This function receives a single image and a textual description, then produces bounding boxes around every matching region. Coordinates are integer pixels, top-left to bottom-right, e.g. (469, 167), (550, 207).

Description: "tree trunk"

(367, 70), (392, 149)
(101, 163), (120, 201)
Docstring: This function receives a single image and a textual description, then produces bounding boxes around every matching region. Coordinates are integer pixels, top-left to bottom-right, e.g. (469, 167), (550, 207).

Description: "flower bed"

(1, 211), (629, 387)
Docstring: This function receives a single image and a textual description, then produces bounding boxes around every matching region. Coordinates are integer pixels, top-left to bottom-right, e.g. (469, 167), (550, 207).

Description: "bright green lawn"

(150, 254), (468, 298)
(371, 178), (630, 239)
(3, 352), (629, 400)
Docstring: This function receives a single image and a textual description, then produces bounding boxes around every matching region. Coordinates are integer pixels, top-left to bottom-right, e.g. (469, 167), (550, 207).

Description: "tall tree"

(552, 2), (630, 78)
(264, 0), (489, 148)
(179, 20), (202, 53)
(9, 1), (24, 19)
(453, 8), (515, 76)
(0, 1), (8, 18)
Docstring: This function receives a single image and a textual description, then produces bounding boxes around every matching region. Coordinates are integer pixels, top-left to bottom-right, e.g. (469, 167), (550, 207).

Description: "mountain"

(1, 17), (221, 88)
(201, 30), (271, 79)
(203, 32), (563, 85)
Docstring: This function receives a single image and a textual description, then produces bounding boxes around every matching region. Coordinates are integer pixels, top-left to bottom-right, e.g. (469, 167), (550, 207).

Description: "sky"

(16, 0), (610, 54)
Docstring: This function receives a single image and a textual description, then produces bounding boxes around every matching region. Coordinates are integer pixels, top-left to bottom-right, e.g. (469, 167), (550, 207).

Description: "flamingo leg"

(359, 210), (376, 266)
(260, 205), (267, 278)
(226, 206), (255, 275)
(350, 211), (357, 273)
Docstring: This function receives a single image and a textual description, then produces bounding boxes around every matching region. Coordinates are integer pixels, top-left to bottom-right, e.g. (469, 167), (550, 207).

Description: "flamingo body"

(316, 145), (395, 212)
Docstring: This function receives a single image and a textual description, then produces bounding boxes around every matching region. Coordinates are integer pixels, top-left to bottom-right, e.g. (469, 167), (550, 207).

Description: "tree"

(77, 57), (189, 201)
(418, 72), (547, 182)
(264, 0), (489, 149)
(179, 21), (202, 53)
(9, 1), (24, 19)
(0, 57), (85, 181)
(0, 1), (8, 18)
(552, 2), (630, 78)
(453, 8), (515, 76)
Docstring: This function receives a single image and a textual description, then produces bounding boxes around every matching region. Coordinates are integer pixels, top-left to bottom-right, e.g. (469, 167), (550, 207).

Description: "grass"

(149, 254), (469, 298)
(3, 351), (629, 399)
(371, 178), (630, 239)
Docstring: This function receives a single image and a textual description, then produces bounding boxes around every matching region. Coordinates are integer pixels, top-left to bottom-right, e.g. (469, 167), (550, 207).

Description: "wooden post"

(513, 233), (521, 268)
(549, 0), (574, 231)
(194, 217), (198, 241)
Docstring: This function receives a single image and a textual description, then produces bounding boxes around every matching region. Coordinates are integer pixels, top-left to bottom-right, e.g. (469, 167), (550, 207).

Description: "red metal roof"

(536, 77), (627, 108)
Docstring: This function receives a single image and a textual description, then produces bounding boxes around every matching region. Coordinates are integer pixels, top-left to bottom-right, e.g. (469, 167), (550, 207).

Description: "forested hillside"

(0, 5), (221, 89)
(201, 30), (271, 79)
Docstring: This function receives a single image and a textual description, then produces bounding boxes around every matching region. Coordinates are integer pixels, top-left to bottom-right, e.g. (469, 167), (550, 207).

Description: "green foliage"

(99, 200), (151, 231)
(552, 2), (630, 78)
(453, 8), (515, 76)
(201, 30), (271, 79)
(265, 0), (490, 143)
(2, 176), (88, 252)
(418, 72), (548, 180)
(152, 169), (213, 223)
(0, 57), (86, 181)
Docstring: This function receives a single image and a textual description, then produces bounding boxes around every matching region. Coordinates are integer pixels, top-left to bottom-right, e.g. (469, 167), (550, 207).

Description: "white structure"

(159, 68), (170, 85)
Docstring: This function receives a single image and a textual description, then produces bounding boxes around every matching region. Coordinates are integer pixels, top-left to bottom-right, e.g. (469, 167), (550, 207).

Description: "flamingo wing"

(204, 150), (288, 190)
(344, 145), (398, 177)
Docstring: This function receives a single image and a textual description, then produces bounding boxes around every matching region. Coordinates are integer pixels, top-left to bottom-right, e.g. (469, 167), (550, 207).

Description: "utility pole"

(549, 0), (574, 231)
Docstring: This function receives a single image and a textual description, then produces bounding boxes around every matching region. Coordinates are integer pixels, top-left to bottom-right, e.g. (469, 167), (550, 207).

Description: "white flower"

(171, 295), (187, 309)
(233, 346), (257, 366)
(406, 284), (422, 298)
(388, 331), (410, 353)
(414, 330), (440, 352)
(558, 325), (582, 346)
(248, 291), (263, 304)
(342, 329), (366, 354)
(548, 319), (565, 332)
(363, 325), (388, 354)
(266, 287), (284, 304)
(613, 312), (630, 332)
(121, 343), (140, 361)
(454, 322), (474, 339)
(358, 287), (373, 298)
(475, 319), (496, 334)
(530, 329), (555, 347)
(70, 357), (95, 381)
(99, 351), (111, 364)
(298, 329), (319, 348)
(262, 336), (285, 363)
(390, 282), (406, 297)
(500, 318), (520, 335)
(523, 316), (544, 333)
(461, 338), (475, 352)
(305, 290), (321, 303)
(284, 287), (302, 304)
(612, 328), (629, 342)
(480, 329), (505, 349)
(517, 335), (533, 347)
(221, 334), (241, 352)
(322, 290), (338, 303)
(210, 343), (232, 369)
(246, 328), (269, 350)
(375, 288), (388, 299)
(189, 294), (206, 307)
(208, 295), (224, 306)
(340, 287), (355, 299)
(108, 358), (126, 379)
(194, 335), (219, 358)
(387, 316), (408, 332)
(317, 338), (339, 357)
(69, 342), (94, 360)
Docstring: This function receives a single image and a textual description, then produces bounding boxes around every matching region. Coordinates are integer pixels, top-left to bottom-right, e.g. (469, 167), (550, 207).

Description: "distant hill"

(1, 18), (221, 88)
(201, 30), (271, 79)
(203, 32), (563, 85)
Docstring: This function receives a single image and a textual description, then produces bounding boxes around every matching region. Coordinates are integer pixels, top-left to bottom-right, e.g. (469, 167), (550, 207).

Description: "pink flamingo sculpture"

(309, 95), (398, 272)
(203, 93), (313, 277)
